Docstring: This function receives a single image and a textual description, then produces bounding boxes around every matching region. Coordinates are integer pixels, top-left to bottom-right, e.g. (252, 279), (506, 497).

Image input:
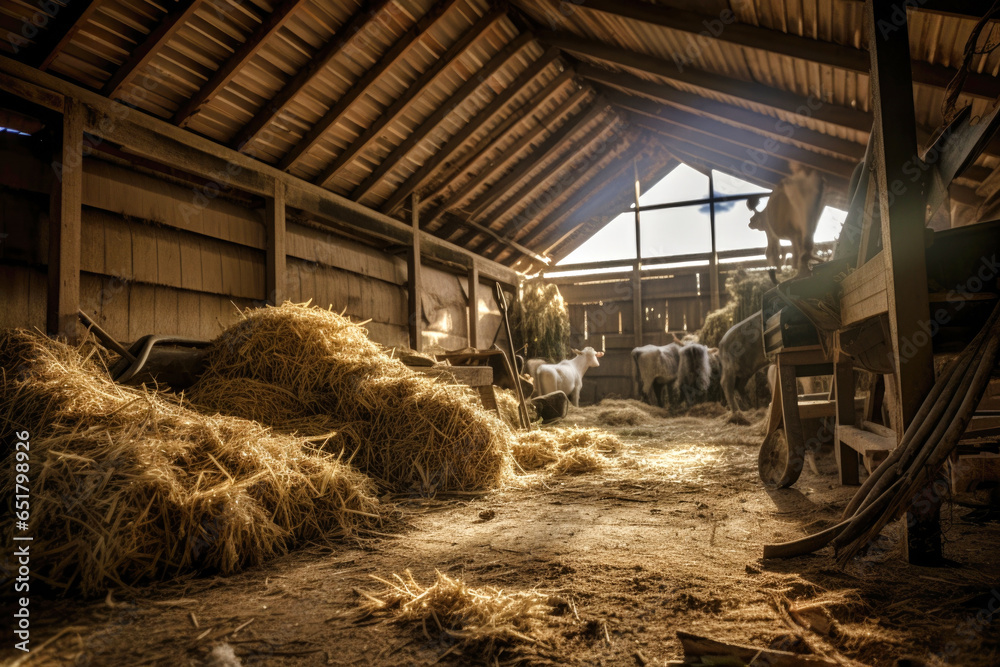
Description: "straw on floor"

(357, 570), (554, 658)
(187, 303), (513, 495)
(511, 427), (623, 475)
(0, 329), (386, 595)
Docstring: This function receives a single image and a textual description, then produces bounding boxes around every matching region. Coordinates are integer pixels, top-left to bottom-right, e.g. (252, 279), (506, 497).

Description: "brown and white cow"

(747, 168), (825, 276)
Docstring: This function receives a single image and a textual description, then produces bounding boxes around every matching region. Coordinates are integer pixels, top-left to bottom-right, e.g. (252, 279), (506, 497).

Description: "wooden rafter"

(436, 212), (550, 263)
(486, 137), (646, 259)
(228, 0), (396, 151)
(173, 0), (309, 127)
(542, 31), (871, 133)
(102, 0), (202, 99)
(416, 67), (576, 214)
(575, 0), (1000, 101)
(609, 90), (856, 180)
(472, 121), (627, 254)
(578, 63), (865, 159)
(350, 32), (534, 205)
(274, 0), (462, 170)
(516, 141), (649, 249)
(312, 5), (508, 187)
(378, 47), (564, 215)
(641, 130), (788, 191)
(449, 102), (607, 247)
(26, 0), (102, 71)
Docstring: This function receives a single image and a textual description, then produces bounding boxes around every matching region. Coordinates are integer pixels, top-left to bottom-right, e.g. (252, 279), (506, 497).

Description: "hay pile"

(358, 570), (554, 658)
(698, 268), (783, 347)
(0, 329), (385, 595)
(187, 304), (512, 494)
(511, 427), (623, 475)
(495, 388), (537, 429)
(597, 405), (648, 426)
(511, 281), (570, 362)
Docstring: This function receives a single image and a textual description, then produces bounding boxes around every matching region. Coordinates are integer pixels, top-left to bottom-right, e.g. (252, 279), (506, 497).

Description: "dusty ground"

(4, 402), (1000, 667)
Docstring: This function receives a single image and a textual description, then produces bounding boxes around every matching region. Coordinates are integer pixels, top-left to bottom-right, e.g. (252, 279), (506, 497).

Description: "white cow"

(747, 168), (825, 276)
(536, 347), (604, 407)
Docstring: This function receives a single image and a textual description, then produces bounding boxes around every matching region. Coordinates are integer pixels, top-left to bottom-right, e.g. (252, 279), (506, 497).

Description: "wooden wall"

(559, 269), (723, 405)
(0, 138), (494, 350)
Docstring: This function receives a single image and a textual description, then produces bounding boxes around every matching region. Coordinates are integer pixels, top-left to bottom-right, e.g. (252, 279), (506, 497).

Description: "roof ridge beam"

(312, 4), (509, 187)
(173, 0), (309, 127)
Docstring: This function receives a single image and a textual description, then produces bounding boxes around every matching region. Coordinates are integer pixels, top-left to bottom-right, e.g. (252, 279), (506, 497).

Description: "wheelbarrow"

(78, 310), (211, 390)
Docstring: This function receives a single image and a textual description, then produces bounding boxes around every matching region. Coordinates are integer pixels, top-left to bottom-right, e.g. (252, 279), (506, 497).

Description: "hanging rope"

(942, 1), (1000, 123)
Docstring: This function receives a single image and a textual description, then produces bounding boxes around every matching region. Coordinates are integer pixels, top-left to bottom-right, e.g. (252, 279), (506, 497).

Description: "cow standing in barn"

(631, 343), (681, 407)
(747, 168), (825, 276)
(535, 347), (604, 407)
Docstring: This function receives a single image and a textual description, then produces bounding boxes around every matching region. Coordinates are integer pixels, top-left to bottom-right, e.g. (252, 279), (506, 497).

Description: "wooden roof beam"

(173, 0), (309, 127)
(473, 121), (629, 255)
(449, 102), (608, 246)
(577, 63), (865, 161)
(542, 31), (872, 133)
(577, 0), (1000, 101)
(24, 0), (103, 71)
(350, 32), (534, 205)
(607, 89), (857, 180)
(313, 5), (508, 187)
(379, 47), (565, 215)
(425, 82), (590, 234)
(276, 0), (465, 171)
(228, 0), (396, 151)
(102, 0), (203, 99)
(436, 212), (550, 263)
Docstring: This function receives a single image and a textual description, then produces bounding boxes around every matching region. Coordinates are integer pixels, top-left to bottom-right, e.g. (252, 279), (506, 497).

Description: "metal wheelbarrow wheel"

(758, 427), (805, 489)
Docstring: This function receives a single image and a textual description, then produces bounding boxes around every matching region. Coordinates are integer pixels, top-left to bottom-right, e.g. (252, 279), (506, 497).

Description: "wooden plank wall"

(0, 145), (480, 350)
(562, 271), (723, 405)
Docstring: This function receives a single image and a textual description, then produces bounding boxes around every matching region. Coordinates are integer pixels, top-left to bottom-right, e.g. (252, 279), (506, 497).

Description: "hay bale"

(358, 570), (554, 659)
(0, 329), (385, 595)
(495, 387), (537, 429)
(698, 302), (735, 349)
(187, 303), (512, 494)
(511, 427), (621, 475)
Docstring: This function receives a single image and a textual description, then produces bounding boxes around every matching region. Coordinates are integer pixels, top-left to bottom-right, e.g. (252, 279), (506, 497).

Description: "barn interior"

(2, 0), (1000, 665)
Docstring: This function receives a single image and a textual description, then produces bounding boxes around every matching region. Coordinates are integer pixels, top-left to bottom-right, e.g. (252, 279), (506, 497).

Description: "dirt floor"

(5, 402), (1000, 667)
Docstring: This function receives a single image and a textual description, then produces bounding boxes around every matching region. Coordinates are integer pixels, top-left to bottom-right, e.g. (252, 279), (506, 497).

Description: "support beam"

(440, 212), (550, 264)
(351, 33), (533, 204)
(47, 97), (83, 342)
(426, 86), (591, 236)
(386, 55), (569, 215)
(313, 6), (507, 187)
(276, 0), (463, 170)
(468, 262), (479, 349)
(102, 0), (202, 99)
(606, 89), (858, 180)
(866, 0), (936, 564)
(0, 55), (519, 288)
(408, 194), (423, 351)
(173, 0), (308, 127)
(265, 180), (287, 305)
(632, 159), (643, 348)
(541, 31), (872, 132)
(576, 0), (1000, 101)
(27, 0), (103, 71)
(471, 119), (624, 254)
(455, 101), (607, 239)
(578, 64), (866, 160)
(229, 0), (396, 151)
(708, 171), (720, 312)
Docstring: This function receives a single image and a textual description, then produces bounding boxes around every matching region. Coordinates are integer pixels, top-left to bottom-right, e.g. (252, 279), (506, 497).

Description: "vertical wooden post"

(408, 193), (423, 351)
(866, 0), (938, 563)
(265, 179), (286, 306)
(834, 351), (860, 485)
(708, 171), (720, 311)
(47, 97), (83, 342)
(467, 261), (479, 349)
(632, 159), (643, 347)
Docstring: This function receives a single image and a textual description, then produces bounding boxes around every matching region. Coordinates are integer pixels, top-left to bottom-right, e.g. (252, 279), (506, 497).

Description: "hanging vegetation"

(510, 281), (570, 362)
